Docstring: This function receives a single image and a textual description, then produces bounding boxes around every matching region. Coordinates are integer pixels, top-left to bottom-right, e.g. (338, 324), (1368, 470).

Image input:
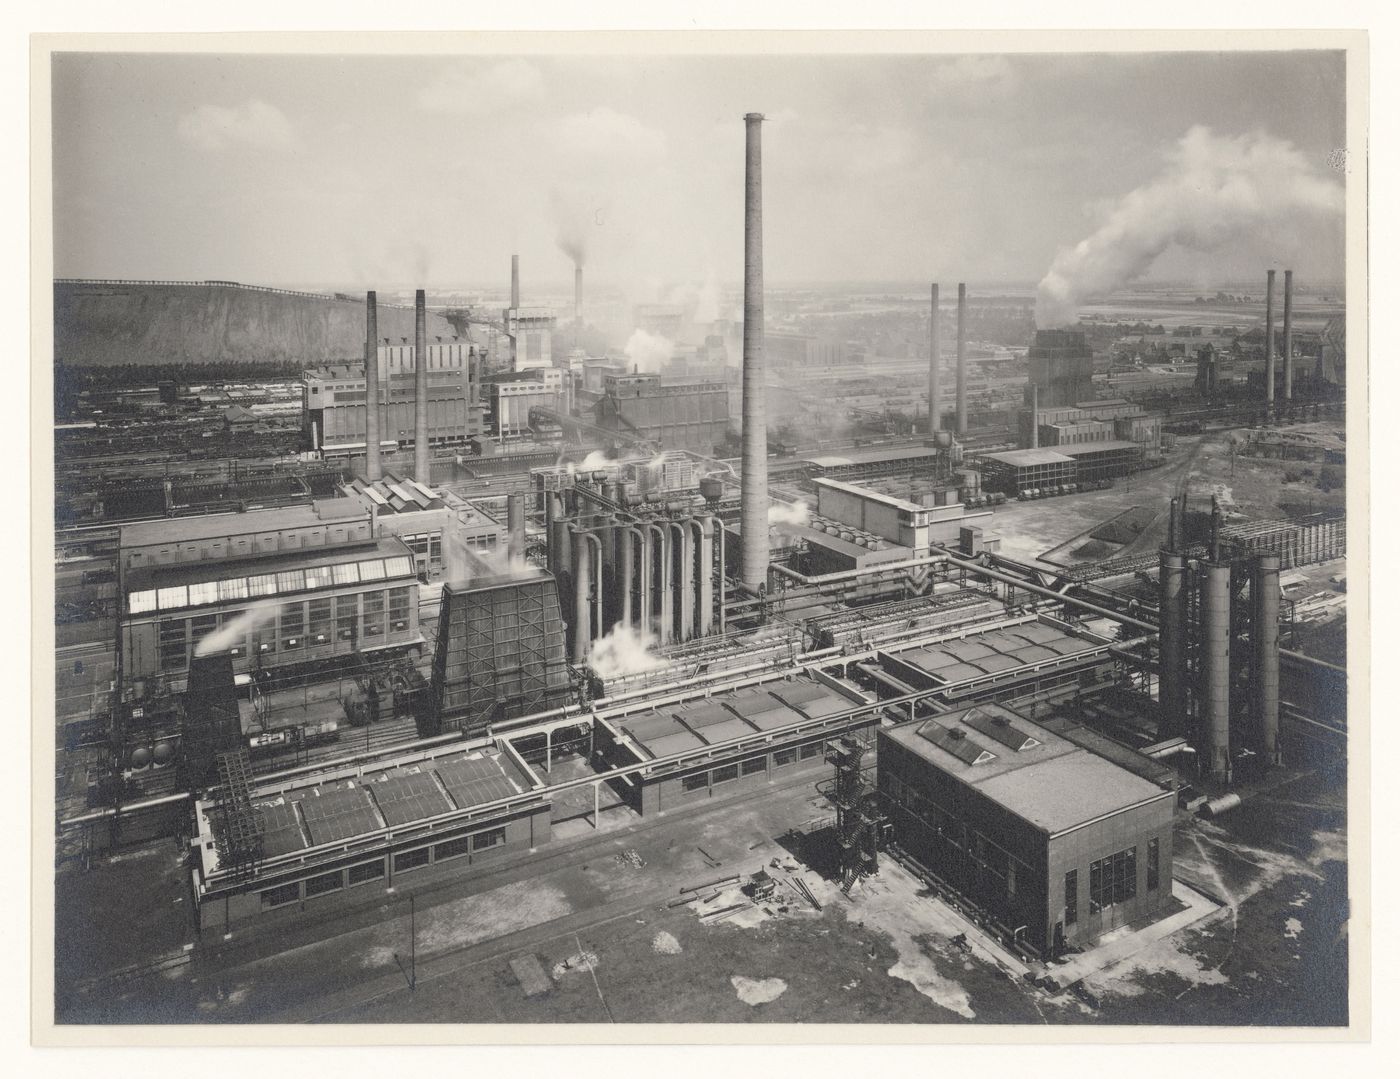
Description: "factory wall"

(198, 801), (551, 932)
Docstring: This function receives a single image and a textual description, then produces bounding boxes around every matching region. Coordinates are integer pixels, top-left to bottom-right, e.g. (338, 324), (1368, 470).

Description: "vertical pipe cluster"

(928, 283), (941, 434)
(1282, 269), (1295, 400)
(1264, 269), (1276, 414)
(739, 112), (770, 590)
(1252, 553), (1282, 766)
(571, 529), (591, 664)
(364, 290), (381, 481)
(1201, 561), (1233, 782)
(955, 282), (968, 436)
(413, 289), (430, 482)
(1157, 497), (1187, 740)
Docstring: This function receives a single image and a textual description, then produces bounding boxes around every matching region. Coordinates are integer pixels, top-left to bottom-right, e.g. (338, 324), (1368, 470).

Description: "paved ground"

(53, 765), (1349, 1028)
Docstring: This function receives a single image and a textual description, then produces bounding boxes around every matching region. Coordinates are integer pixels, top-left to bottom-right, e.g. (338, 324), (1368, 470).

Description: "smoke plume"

(768, 500), (810, 528)
(1035, 126), (1344, 328)
(549, 185), (596, 268)
(589, 623), (666, 679)
(193, 600), (278, 658)
(623, 328), (675, 373)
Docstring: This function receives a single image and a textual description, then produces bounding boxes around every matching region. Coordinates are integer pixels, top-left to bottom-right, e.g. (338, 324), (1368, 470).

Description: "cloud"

(928, 55), (1021, 101)
(176, 99), (295, 152)
(554, 108), (667, 169)
(416, 59), (545, 115)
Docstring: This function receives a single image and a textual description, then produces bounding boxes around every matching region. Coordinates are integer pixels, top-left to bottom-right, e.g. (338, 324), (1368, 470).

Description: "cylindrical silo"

(1253, 552), (1282, 766)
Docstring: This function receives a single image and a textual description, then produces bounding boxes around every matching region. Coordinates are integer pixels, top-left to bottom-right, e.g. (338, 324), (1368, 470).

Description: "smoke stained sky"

(51, 50), (1346, 289)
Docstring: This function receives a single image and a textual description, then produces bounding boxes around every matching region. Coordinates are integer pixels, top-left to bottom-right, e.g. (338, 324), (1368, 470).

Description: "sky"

(50, 49), (1348, 297)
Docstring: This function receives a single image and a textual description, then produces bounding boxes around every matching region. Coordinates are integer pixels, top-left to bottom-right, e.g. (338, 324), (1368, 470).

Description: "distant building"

(766, 331), (847, 368)
(594, 373), (730, 455)
(503, 308), (555, 371)
(488, 370), (564, 438)
(1027, 329), (1096, 409)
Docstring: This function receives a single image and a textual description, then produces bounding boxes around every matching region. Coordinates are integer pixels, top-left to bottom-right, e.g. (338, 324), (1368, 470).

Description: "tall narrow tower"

(364, 291), (382, 481)
(955, 282), (968, 436)
(413, 289), (429, 482)
(739, 112), (770, 590)
(510, 254), (520, 309)
(928, 283), (941, 433)
(1264, 269), (1276, 414)
(1282, 269), (1295, 400)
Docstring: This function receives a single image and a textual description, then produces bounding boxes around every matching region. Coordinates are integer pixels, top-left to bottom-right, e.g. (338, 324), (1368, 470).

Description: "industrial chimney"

(1030, 383), (1039, 450)
(928, 283), (941, 434)
(511, 254), (520, 310)
(955, 282), (968, 436)
(1264, 269), (1276, 415)
(413, 289), (429, 483)
(1252, 552), (1282, 766)
(739, 112), (769, 591)
(365, 291), (382, 482)
(1156, 496), (1187, 740)
(1282, 269), (1294, 400)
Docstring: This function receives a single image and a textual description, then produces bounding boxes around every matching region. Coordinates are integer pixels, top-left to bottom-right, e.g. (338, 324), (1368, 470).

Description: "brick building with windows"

(877, 702), (1175, 957)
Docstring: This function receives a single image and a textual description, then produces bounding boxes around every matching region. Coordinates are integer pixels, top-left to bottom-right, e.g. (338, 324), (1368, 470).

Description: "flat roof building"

(879, 702), (1175, 957)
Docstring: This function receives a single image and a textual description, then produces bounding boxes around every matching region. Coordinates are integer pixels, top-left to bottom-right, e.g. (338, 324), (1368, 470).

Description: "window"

(217, 576), (249, 603)
(247, 573), (278, 597)
(304, 870), (343, 898)
(157, 585), (188, 611)
(159, 619), (188, 671)
(773, 748), (797, 768)
(332, 562), (360, 586)
(347, 860), (385, 886)
(280, 602), (305, 650)
(276, 570), (306, 594)
(128, 589), (158, 614)
(388, 587), (411, 633)
(681, 773), (708, 793)
(362, 591), (384, 638)
(471, 827), (506, 852)
(359, 559), (386, 582)
(309, 598), (333, 645)
(260, 882), (300, 910)
(711, 763), (739, 785)
(394, 847), (429, 873)
(741, 756), (767, 777)
(336, 595), (358, 641)
(434, 835), (472, 861)
(1147, 838), (1160, 892)
(384, 556), (415, 578)
(799, 741), (823, 760)
(187, 580), (220, 607)
(303, 565), (333, 590)
(1065, 870), (1078, 925)
(1089, 847), (1137, 913)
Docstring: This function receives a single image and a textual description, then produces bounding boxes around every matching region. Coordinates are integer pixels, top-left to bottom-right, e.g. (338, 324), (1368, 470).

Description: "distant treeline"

(57, 361), (306, 392)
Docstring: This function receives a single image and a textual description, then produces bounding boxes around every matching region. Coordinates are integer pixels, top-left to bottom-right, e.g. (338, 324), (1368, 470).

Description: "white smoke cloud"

(623, 328), (675, 374)
(1035, 126), (1345, 328)
(768, 500), (810, 528)
(589, 623), (666, 679)
(193, 600), (278, 658)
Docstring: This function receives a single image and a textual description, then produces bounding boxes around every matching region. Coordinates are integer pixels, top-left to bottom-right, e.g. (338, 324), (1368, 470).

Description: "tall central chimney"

(1264, 269), (1276, 415)
(574, 263), (583, 349)
(1030, 383), (1039, 449)
(928, 283), (941, 433)
(511, 254), (520, 310)
(955, 282), (968, 436)
(1282, 269), (1295, 400)
(413, 289), (429, 482)
(739, 112), (769, 591)
(364, 291), (382, 481)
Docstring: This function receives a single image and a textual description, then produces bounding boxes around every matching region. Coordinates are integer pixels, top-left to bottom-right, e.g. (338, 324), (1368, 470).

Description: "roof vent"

(948, 728), (966, 740)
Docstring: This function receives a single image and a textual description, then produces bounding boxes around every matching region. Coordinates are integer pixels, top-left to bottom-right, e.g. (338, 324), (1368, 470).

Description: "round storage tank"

(152, 741), (175, 766)
(130, 746), (152, 769)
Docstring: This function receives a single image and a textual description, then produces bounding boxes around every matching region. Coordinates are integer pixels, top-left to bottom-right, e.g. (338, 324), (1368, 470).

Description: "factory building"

(976, 448), (1077, 496)
(814, 478), (994, 551)
(488, 370), (565, 438)
(504, 308), (556, 371)
(594, 373), (730, 456)
(1026, 329), (1096, 409)
(766, 331), (847, 368)
(303, 342), (484, 457)
(879, 702), (1176, 956)
(338, 474), (507, 580)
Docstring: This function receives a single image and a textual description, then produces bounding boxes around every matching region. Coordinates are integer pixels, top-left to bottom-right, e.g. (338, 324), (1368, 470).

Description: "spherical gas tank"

(152, 742), (175, 766)
(130, 746), (152, 769)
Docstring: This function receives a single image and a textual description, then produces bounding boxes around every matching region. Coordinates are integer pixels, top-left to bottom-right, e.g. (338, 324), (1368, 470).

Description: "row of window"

(677, 741), (825, 794)
(258, 827), (508, 911)
(129, 554), (415, 615)
(156, 587), (413, 671)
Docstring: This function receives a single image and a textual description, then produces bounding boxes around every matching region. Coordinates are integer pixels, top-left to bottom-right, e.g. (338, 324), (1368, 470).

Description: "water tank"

(130, 746), (152, 769)
(699, 476), (724, 501)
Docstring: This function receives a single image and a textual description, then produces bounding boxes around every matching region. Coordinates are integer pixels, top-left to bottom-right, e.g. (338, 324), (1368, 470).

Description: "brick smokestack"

(575, 263), (583, 349)
(955, 282), (968, 436)
(511, 254), (520, 310)
(928, 283), (941, 433)
(413, 289), (429, 482)
(1264, 269), (1276, 414)
(1283, 269), (1294, 400)
(739, 112), (769, 590)
(364, 291), (382, 481)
